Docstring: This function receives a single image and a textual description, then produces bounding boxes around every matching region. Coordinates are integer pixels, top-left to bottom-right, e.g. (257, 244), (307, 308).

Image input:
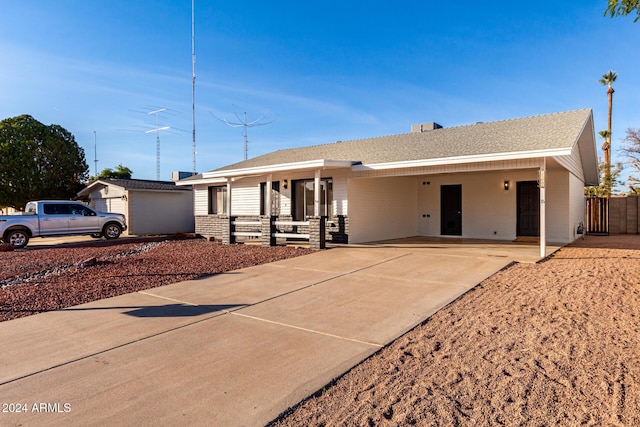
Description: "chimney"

(411, 122), (443, 133)
(172, 171), (196, 182)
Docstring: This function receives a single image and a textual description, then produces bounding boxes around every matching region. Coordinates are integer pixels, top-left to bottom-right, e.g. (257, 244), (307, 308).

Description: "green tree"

(585, 157), (624, 197)
(92, 164), (133, 180)
(620, 128), (640, 193)
(605, 0), (640, 21)
(0, 115), (88, 209)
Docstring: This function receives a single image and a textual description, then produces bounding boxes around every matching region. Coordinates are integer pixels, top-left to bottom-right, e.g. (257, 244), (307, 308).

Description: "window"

(208, 186), (228, 214)
(70, 204), (96, 216)
(260, 181), (280, 216)
(43, 204), (71, 215)
(292, 178), (333, 221)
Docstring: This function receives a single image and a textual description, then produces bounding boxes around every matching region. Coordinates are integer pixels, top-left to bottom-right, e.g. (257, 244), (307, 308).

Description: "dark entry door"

(517, 181), (540, 236)
(441, 185), (462, 236)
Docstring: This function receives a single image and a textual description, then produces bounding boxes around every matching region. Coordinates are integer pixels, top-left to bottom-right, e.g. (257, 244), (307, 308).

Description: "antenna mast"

(191, 0), (197, 173)
(145, 108), (170, 180)
(93, 130), (98, 177)
(216, 108), (276, 160)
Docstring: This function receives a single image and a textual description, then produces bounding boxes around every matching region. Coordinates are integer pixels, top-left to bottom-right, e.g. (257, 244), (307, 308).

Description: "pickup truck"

(0, 200), (127, 248)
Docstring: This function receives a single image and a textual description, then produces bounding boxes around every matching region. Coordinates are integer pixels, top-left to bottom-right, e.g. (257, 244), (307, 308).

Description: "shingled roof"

(95, 178), (190, 191)
(77, 178), (192, 198)
(211, 109), (593, 173)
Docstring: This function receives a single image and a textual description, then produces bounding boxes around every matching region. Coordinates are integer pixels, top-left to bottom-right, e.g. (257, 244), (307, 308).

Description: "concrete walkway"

(0, 239), (558, 426)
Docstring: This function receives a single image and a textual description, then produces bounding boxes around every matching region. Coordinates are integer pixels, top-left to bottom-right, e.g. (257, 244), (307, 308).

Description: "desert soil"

(271, 235), (640, 426)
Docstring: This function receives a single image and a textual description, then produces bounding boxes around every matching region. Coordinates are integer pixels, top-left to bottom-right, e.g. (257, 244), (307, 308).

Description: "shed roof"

(77, 178), (191, 198)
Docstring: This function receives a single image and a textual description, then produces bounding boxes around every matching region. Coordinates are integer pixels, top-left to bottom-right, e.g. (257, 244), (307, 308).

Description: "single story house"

(77, 178), (194, 235)
(177, 109), (598, 254)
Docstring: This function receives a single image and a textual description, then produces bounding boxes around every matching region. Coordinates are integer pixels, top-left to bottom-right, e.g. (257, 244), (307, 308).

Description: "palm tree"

(599, 70), (617, 194)
(599, 130), (612, 193)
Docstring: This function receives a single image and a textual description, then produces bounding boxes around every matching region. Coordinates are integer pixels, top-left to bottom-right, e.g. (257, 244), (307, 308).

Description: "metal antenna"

(191, 0), (197, 173)
(214, 107), (276, 160)
(145, 108), (170, 180)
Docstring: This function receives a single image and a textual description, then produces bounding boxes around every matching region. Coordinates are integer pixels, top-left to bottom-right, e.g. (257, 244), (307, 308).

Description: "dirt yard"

(271, 235), (640, 426)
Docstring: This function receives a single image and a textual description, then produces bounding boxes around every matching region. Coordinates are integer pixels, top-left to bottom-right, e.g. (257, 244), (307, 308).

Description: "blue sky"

(1, 1), (638, 185)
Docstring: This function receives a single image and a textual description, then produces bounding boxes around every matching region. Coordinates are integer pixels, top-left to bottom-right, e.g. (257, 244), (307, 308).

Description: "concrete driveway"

(0, 239), (558, 426)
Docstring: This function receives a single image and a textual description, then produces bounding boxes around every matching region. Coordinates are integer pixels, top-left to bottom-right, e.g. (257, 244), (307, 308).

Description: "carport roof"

(179, 109), (596, 183)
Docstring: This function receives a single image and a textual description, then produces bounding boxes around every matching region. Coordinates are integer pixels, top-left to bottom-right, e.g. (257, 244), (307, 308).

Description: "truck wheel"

(6, 229), (30, 249)
(103, 223), (122, 240)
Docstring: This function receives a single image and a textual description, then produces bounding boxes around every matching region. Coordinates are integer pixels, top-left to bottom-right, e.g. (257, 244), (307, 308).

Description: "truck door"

(40, 203), (71, 235)
(68, 204), (101, 233)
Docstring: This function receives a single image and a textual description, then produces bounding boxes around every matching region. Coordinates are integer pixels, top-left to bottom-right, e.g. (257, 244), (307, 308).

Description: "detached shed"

(77, 178), (194, 235)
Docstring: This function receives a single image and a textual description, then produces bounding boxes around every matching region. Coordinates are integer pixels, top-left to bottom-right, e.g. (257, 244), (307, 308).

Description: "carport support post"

(314, 169), (321, 217)
(539, 159), (546, 258)
(266, 174), (273, 215)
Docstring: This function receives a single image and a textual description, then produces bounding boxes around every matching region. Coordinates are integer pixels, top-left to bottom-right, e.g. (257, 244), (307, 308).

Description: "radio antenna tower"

(215, 107), (276, 160)
(191, 0), (197, 173)
(145, 108), (170, 180)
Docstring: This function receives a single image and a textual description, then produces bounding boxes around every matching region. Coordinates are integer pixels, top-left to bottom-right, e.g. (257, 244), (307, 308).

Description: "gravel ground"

(271, 235), (640, 426)
(0, 236), (311, 322)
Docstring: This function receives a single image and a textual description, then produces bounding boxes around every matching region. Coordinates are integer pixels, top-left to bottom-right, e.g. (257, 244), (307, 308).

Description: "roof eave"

(352, 148), (573, 171)
(202, 159), (356, 179)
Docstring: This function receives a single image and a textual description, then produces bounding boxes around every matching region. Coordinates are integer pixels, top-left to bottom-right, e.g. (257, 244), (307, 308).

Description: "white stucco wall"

(416, 170), (542, 240)
(347, 176), (418, 243)
(569, 172), (586, 241)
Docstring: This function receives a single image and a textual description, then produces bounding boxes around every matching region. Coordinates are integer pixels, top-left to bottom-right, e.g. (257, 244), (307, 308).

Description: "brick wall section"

(309, 217), (326, 250)
(327, 215), (349, 244)
(195, 215), (231, 243)
(196, 214), (349, 246)
(261, 216), (276, 247)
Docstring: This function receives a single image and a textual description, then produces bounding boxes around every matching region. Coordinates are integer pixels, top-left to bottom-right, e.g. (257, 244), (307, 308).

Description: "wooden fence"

(585, 196), (640, 235)
(585, 197), (609, 234)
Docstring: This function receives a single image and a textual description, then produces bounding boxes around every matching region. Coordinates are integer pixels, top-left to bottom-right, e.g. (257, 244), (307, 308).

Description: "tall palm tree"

(599, 70), (617, 194)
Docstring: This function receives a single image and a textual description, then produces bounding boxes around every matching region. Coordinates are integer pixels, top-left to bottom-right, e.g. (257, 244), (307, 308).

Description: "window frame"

(291, 178), (333, 221)
(208, 185), (228, 215)
(260, 181), (280, 216)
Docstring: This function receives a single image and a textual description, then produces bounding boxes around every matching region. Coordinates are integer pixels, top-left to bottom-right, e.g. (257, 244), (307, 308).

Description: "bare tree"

(620, 128), (640, 193)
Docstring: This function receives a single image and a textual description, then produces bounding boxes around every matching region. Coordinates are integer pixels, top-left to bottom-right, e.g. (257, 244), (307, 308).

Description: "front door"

(517, 181), (540, 236)
(441, 184), (462, 236)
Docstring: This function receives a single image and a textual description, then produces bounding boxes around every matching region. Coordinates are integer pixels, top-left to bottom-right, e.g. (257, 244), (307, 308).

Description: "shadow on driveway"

(63, 303), (246, 318)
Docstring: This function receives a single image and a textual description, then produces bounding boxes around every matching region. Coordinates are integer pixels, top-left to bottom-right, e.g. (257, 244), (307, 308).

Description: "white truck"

(0, 200), (127, 248)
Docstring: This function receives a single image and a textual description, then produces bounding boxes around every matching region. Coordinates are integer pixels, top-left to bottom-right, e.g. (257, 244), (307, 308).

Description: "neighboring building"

(177, 109), (598, 253)
(77, 178), (194, 235)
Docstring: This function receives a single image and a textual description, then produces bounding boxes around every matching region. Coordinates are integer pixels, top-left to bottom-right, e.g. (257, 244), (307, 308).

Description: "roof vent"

(411, 122), (443, 133)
